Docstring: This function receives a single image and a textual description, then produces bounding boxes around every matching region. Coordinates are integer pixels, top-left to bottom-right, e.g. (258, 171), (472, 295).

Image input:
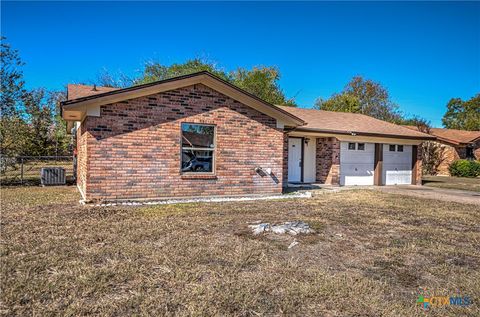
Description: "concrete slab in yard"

(376, 185), (480, 205)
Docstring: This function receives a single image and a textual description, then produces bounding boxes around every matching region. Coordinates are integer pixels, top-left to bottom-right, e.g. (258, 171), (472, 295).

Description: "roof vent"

(92, 84), (98, 91)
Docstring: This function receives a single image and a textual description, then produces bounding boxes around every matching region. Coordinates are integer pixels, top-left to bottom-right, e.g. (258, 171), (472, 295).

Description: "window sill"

(181, 174), (218, 180)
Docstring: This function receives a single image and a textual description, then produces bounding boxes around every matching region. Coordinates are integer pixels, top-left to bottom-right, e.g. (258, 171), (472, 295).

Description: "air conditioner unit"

(41, 167), (66, 186)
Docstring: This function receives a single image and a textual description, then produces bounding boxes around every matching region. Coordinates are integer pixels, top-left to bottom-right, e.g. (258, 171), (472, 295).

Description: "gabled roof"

(277, 106), (435, 140)
(67, 84), (119, 100)
(61, 71), (305, 127)
(403, 126), (480, 145)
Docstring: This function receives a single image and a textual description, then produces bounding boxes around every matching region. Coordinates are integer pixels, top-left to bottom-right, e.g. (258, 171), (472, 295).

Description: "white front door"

(383, 144), (412, 185)
(288, 137), (302, 182)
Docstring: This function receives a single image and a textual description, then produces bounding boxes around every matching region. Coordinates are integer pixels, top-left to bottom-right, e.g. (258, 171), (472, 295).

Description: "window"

(389, 144), (396, 152)
(357, 143), (365, 151)
(397, 145), (404, 152)
(466, 146), (475, 160)
(348, 143), (356, 150)
(181, 123), (215, 173)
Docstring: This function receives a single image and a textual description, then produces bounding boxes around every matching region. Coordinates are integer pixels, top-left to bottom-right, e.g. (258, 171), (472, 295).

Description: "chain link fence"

(0, 156), (75, 186)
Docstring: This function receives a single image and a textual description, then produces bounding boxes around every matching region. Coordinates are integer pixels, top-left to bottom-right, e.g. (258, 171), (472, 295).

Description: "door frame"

(288, 136), (305, 183)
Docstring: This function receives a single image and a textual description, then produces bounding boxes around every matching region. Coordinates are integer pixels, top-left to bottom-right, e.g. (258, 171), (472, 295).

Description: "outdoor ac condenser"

(41, 167), (66, 186)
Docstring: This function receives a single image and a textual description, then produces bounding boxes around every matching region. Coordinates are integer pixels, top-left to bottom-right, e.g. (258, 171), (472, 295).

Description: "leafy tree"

(22, 89), (72, 156)
(400, 116), (431, 133)
(22, 89), (55, 156)
(442, 94), (480, 131)
(1, 36), (26, 117)
(0, 37), (29, 160)
(315, 76), (402, 122)
(315, 93), (361, 114)
(135, 58), (229, 85)
(231, 66), (296, 106)
(101, 58), (297, 106)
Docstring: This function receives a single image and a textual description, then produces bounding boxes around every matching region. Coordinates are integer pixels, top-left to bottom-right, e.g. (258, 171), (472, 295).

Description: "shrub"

(449, 160), (480, 178)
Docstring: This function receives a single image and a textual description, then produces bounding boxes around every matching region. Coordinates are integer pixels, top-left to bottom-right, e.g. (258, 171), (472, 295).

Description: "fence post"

(20, 157), (24, 185)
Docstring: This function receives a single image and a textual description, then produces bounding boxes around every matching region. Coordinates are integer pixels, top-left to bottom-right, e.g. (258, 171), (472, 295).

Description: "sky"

(2, 1), (479, 127)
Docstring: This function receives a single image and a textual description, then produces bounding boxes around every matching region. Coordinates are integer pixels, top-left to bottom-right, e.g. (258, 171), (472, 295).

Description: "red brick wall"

(414, 144), (423, 185)
(436, 143), (460, 176)
(474, 140), (480, 160)
(315, 137), (340, 185)
(79, 84), (284, 201)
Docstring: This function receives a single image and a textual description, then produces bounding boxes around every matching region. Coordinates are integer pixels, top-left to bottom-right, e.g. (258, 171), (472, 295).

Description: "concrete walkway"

(375, 185), (480, 206)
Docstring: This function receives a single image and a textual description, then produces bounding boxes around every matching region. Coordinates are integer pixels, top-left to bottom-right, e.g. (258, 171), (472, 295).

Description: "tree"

(106, 58), (297, 106)
(22, 89), (72, 157)
(315, 93), (361, 114)
(231, 66), (296, 106)
(22, 89), (55, 156)
(315, 76), (402, 122)
(1, 36), (26, 117)
(0, 37), (29, 160)
(135, 58), (229, 85)
(400, 116), (446, 175)
(442, 94), (480, 131)
(96, 67), (133, 88)
(400, 116), (430, 133)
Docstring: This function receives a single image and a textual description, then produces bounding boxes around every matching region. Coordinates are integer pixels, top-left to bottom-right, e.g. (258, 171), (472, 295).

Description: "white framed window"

(181, 123), (215, 173)
(389, 144), (396, 152)
(397, 145), (404, 152)
(348, 142), (366, 151)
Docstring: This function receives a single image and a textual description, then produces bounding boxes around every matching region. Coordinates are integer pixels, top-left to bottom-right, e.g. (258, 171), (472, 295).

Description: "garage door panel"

(383, 145), (412, 185)
(340, 142), (375, 186)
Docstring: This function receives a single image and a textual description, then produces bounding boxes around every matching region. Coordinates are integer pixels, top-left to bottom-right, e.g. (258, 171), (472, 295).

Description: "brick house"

(61, 72), (434, 202)
(405, 127), (480, 175)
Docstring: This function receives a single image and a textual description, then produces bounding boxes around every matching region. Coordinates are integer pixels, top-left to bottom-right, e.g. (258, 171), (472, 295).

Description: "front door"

(288, 137), (302, 182)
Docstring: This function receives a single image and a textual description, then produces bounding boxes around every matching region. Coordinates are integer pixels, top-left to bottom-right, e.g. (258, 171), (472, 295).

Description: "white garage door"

(340, 142), (375, 186)
(383, 144), (412, 185)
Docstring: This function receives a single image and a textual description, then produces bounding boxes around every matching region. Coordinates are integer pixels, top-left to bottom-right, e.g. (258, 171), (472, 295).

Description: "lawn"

(1, 187), (479, 316)
(423, 175), (480, 192)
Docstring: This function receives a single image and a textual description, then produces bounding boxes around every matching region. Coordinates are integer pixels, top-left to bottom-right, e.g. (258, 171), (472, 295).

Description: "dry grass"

(1, 186), (479, 316)
(423, 175), (480, 192)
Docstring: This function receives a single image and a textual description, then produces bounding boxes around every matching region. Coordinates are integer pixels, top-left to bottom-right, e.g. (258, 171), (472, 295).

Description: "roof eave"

(295, 127), (437, 141)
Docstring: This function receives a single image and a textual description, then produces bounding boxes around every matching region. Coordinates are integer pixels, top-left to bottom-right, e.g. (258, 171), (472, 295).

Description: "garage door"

(382, 144), (412, 185)
(340, 142), (375, 186)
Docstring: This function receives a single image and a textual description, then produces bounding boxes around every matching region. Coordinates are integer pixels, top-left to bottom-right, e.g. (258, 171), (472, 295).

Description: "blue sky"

(2, 1), (479, 127)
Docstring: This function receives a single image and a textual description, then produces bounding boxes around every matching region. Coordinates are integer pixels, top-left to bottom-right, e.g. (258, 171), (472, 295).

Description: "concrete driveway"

(376, 185), (480, 205)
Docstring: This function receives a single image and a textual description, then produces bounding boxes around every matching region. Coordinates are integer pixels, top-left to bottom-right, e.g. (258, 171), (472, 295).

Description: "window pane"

(348, 143), (356, 150)
(466, 147), (474, 159)
(397, 145), (404, 152)
(181, 149), (213, 172)
(389, 144), (396, 152)
(181, 123), (215, 148)
(357, 143), (365, 151)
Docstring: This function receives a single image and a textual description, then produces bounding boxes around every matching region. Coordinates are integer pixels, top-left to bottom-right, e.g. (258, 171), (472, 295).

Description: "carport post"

(374, 143), (383, 186)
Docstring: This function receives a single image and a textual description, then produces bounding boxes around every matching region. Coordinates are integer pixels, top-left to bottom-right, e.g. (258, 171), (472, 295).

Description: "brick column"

(412, 144), (423, 185)
(316, 137), (340, 185)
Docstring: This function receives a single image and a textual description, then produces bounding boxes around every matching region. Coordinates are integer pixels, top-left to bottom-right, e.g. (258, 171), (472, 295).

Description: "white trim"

(92, 191), (313, 207)
(77, 184), (86, 201)
(86, 104), (101, 117)
(288, 131), (424, 145)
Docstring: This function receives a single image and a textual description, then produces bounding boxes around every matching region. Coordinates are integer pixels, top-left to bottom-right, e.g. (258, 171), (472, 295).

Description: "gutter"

(293, 127), (437, 141)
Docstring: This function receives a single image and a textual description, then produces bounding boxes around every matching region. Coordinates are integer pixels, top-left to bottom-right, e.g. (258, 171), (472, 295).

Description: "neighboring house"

(404, 126), (480, 176)
(61, 71), (434, 202)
